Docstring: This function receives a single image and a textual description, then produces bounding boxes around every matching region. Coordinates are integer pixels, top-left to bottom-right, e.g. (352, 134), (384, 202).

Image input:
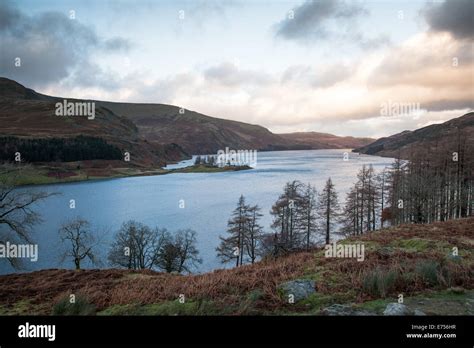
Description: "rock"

(321, 304), (375, 316)
(383, 303), (411, 316)
(278, 279), (315, 302)
(465, 299), (474, 315)
(414, 309), (426, 316)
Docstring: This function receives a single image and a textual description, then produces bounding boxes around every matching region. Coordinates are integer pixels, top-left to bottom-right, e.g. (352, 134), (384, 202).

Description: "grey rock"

(383, 303), (411, 316)
(278, 279), (315, 302)
(414, 309), (426, 316)
(321, 304), (375, 316)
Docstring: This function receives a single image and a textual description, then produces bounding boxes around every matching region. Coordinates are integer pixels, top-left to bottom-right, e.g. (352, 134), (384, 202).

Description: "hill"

(1, 77), (375, 159)
(279, 132), (374, 149)
(0, 217), (472, 315)
(353, 112), (474, 159)
(0, 77), (188, 168)
(96, 101), (297, 154)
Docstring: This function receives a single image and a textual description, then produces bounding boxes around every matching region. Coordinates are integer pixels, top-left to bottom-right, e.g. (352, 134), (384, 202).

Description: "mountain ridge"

(0, 77), (376, 157)
(353, 112), (474, 159)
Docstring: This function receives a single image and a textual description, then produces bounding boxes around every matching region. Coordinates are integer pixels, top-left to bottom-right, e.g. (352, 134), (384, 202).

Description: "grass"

(0, 299), (45, 315)
(355, 289), (474, 315)
(1, 163), (252, 186)
(98, 300), (220, 316)
(52, 294), (96, 315)
(415, 260), (440, 286)
(362, 267), (399, 298)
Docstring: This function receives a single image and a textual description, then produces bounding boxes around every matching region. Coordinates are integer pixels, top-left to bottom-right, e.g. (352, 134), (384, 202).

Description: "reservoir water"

(0, 149), (394, 274)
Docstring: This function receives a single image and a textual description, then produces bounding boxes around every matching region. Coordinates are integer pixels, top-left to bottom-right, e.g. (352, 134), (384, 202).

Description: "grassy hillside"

(278, 132), (374, 149)
(97, 101), (296, 154)
(0, 78), (188, 168)
(0, 218), (472, 315)
(353, 112), (474, 159)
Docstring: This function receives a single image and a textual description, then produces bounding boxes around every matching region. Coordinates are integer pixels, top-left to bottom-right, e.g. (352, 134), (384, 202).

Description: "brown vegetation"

(0, 217), (472, 315)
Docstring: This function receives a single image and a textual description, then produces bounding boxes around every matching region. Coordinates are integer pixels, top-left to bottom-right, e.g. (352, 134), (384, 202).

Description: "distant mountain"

(95, 101), (296, 154)
(278, 132), (374, 150)
(95, 103), (375, 154)
(353, 112), (474, 159)
(1, 77), (378, 165)
(0, 77), (187, 167)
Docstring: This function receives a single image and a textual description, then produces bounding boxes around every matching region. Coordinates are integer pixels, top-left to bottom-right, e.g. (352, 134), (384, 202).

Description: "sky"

(0, 0), (473, 137)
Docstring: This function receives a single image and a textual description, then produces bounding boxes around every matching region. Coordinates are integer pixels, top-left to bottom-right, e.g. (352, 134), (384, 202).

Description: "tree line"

(217, 178), (341, 266)
(341, 136), (473, 235)
(56, 218), (202, 273)
(0, 136), (122, 162)
(217, 136), (473, 266)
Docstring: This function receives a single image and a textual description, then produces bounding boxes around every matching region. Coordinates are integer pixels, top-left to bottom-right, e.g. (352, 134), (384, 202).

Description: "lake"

(0, 149), (394, 274)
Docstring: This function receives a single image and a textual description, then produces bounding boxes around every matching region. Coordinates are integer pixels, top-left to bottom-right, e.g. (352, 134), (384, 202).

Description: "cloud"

(275, 0), (366, 40)
(0, 1), (131, 88)
(368, 32), (474, 114)
(274, 0), (387, 48)
(103, 37), (131, 51)
(423, 0), (474, 40)
(281, 63), (353, 88)
(204, 62), (273, 87)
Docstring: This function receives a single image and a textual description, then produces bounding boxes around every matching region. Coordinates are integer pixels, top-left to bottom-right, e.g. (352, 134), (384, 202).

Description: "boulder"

(383, 303), (411, 315)
(414, 309), (426, 316)
(278, 279), (315, 302)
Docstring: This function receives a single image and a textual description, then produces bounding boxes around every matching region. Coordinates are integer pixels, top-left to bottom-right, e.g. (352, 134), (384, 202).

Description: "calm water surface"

(1, 149), (394, 274)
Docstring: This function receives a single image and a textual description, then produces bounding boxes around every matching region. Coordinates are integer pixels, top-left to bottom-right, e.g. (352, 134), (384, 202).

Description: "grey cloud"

(204, 62), (273, 87)
(0, 1), (21, 31)
(281, 63), (353, 88)
(103, 37), (131, 51)
(423, 99), (474, 112)
(0, 2), (131, 89)
(275, 0), (368, 42)
(423, 0), (474, 40)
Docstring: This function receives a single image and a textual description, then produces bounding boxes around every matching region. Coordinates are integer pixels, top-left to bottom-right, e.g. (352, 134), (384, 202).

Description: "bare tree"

(298, 183), (318, 249)
(158, 229), (202, 273)
(108, 220), (167, 270)
(58, 218), (99, 270)
(217, 195), (250, 266)
(270, 181), (305, 250)
(217, 196), (264, 266)
(244, 205), (264, 263)
(0, 170), (55, 268)
(318, 178), (340, 244)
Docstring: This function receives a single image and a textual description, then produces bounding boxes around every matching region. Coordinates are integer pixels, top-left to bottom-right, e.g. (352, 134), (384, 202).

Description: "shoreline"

(3, 148), (366, 187)
(1, 163), (253, 188)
